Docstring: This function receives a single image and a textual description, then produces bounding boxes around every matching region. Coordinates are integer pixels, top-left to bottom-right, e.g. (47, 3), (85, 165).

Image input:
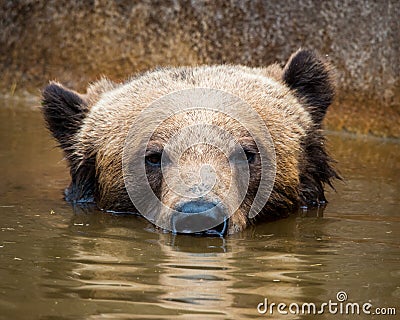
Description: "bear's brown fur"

(42, 49), (339, 235)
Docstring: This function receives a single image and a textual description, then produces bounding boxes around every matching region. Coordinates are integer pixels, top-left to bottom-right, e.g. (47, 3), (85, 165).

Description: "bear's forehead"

(83, 65), (312, 155)
(93, 65), (288, 111)
(150, 109), (250, 139)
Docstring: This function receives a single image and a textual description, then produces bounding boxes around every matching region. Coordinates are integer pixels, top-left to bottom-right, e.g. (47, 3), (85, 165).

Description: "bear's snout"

(171, 201), (229, 236)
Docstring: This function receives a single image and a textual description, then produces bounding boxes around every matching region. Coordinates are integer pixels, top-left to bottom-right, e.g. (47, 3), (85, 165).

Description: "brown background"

(1, 0), (399, 137)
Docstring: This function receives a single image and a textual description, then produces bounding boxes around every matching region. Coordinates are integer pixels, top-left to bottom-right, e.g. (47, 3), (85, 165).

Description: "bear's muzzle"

(171, 200), (229, 236)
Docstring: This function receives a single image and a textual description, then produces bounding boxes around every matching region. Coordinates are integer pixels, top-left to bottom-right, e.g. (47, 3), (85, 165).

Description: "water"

(0, 98), (399, 319)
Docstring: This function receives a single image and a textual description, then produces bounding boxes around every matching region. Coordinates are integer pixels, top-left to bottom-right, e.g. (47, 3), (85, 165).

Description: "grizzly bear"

(42, 49), (338, 236)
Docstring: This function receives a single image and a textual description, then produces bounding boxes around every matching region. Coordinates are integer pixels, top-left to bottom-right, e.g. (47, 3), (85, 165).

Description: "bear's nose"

(171, 201), (229, 236)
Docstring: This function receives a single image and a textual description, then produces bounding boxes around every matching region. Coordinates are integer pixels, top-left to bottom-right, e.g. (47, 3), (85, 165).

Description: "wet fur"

(42, 49), (339, 233)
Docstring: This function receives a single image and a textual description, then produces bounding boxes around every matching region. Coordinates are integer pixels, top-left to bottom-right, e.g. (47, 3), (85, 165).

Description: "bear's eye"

(145, 152), (162, 167)
(229, 148), (256, 164)
(245, 150), (256, 163)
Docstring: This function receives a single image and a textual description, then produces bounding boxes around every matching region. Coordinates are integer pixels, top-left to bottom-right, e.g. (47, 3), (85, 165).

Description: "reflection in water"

(0, 99), (399, 319)
(60, 214), (310, 319)
(158, 235), (242, 319)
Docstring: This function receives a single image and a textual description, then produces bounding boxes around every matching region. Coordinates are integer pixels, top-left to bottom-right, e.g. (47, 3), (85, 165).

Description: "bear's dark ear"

(41, 82), (88, 154)
(283, 49), (335, 124)
(42, 82), (97, 203)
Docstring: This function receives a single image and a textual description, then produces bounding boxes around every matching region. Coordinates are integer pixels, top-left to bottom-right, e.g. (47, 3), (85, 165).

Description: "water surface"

(0, 98), (399, 319)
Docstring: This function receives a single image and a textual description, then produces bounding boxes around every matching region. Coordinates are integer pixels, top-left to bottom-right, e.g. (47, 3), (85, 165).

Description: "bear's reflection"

(57, 207), (327, 318)
(156, 233), (236, 315)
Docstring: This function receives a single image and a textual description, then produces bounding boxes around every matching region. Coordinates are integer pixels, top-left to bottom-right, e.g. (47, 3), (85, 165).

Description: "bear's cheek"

(227, 208), (249, 234)
(145, 168), (163, 201)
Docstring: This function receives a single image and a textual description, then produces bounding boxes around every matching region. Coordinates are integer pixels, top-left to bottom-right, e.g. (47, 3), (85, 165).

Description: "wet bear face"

(42, 49), (339, 235)
(135, 106), (265, 235)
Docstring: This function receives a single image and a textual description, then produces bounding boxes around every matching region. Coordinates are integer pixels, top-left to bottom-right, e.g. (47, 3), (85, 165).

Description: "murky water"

(0, 98), (399, 319)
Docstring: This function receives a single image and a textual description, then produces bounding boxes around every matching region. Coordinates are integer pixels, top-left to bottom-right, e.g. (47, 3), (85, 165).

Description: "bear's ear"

(41, 82), (88, 154)
(283, 49), (335, 124)
(42, 82), (97, 203)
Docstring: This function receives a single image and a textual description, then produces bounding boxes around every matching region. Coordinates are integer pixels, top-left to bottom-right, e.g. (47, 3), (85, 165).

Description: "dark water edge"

(0, 98), (399, 319)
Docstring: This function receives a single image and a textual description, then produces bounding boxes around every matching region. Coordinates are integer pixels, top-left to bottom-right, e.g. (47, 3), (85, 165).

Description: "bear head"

(42, 49), (339, 235)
